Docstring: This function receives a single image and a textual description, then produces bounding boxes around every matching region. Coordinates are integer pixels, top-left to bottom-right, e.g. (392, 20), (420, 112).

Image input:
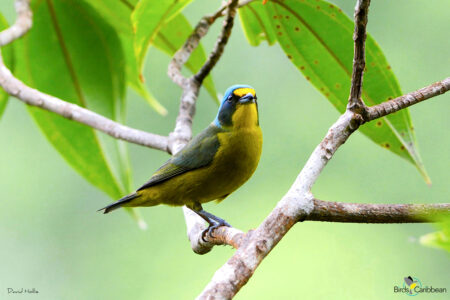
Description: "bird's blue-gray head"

(213, 84), (258, 129)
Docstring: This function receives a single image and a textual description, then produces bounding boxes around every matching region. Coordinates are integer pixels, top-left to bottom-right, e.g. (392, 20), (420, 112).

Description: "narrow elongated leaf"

(0, 13), (14, 120)
(242, 0), (427, 181)
(15, 0), (143, 223)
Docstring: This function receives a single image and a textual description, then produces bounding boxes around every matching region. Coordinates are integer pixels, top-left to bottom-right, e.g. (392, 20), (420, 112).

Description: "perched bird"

(99, 85), (262, 231)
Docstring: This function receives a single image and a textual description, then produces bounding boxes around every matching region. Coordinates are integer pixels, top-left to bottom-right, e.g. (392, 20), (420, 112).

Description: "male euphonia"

(99, 85), (262, 230)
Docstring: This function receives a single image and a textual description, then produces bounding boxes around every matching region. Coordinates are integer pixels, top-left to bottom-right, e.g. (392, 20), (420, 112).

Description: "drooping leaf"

(241, 0), (428, 182)
(0, 13), (14, 120)
(15, 0), (143, 224)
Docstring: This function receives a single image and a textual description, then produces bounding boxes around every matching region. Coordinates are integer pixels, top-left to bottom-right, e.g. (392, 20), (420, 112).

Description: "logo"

(403, 276), (422, 296)
(393, 276), (447, 296)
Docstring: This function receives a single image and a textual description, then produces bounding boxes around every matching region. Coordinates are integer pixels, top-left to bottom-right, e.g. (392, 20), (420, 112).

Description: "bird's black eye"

(227, 94), (233, 102)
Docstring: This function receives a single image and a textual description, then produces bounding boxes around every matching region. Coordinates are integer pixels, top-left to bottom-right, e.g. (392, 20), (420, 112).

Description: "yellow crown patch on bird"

(233, 88), (255, 97)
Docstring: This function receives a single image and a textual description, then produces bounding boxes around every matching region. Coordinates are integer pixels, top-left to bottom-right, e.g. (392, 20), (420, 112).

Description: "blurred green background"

(0, 0), (449, 299)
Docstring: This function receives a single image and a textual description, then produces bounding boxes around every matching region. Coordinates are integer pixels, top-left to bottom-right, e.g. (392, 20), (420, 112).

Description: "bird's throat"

(232, 103), (259, 129)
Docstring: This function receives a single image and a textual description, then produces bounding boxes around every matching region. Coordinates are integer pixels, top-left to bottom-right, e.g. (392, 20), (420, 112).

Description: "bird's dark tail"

(98, 193), (140, 214)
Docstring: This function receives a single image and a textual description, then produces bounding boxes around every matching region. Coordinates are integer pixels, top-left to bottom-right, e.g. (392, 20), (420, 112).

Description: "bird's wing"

(137, 125), (223, 191)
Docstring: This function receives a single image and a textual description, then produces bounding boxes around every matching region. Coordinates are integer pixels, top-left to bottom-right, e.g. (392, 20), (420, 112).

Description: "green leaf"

(81, 0), (137, 34)
(132, 0), (193, 75)
(154, 14), (219, 103)
(15, 0), (143, 224)
(239, 2), (276, 46)
(0, 13), (14, 120)
(420, 214), (450, 253)
(80, 0), (166, 115)
(242, 0), (428, 182)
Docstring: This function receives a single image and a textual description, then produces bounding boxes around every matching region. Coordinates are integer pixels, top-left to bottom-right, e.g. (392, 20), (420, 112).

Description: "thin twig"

(167, 19), (210, 89)
(348, 0), (371, 112)
(212, 0), (256, 20)
(307, 199), (450, 223)
(366, 77), (450, 121)
(194, 0), (239, 84)
(0, 0), (31, 46)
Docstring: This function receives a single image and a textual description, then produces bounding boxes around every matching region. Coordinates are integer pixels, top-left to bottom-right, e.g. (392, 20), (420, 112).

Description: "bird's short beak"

(239, 93), (255, 104)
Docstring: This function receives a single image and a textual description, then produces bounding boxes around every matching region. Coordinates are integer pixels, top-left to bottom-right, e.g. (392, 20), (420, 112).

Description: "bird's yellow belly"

(136, 127), (262, 207)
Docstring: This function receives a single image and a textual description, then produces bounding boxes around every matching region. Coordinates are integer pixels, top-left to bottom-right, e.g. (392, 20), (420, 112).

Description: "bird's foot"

(203, 217), (231, 238)
(188, 206), (231, 241)
(202, 219), (231, 242)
